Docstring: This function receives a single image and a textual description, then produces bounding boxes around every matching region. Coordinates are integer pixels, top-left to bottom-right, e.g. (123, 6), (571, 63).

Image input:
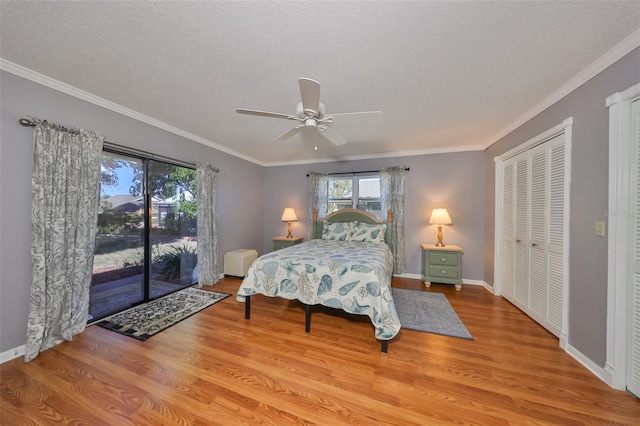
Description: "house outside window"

(327, 174), (381, 218)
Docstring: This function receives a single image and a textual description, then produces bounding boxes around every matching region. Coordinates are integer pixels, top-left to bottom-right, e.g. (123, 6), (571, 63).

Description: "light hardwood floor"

(2, 277), (639, 425)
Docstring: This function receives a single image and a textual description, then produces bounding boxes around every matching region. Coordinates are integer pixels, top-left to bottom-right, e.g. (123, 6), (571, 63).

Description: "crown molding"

(0, 58), (265, 166)
(1, 58), (478, 167)
(483, 28), (640, 150)
(264, 145), (484, 167)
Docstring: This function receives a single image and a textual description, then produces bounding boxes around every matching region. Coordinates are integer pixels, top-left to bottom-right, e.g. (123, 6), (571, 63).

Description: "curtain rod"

(306, 167), (409, 177)
(19, 117), (217, 172)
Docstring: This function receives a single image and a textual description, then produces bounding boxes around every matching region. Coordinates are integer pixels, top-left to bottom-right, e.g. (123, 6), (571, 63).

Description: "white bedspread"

(236, 239), (400, 340)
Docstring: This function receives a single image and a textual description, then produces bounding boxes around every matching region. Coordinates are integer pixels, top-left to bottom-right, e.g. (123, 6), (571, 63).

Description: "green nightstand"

(273, 236), (303, 251)
(421, 243), (463, 291)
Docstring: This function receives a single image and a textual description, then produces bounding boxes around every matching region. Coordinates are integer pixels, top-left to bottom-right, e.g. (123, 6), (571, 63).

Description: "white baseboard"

(1, 345), (25, 364)
(394, 273), (422, 280)
(565, 342), (610, 388)
(393, 274), (495, 294)
(603, 361), (626, 390)
(462, 279), (495, 294)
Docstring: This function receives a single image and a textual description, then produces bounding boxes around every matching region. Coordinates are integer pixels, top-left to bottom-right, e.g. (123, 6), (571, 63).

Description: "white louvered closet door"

(513, 152), (529, 311)
(501, 162), (515, 300)
(629, 98), (640, 397)
(546, 136), (565, 336)
(499, 133), (566, 337)
(528, 143), (548, 326)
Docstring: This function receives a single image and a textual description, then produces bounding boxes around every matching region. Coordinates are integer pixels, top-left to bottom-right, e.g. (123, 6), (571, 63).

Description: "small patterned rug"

(392, 288), (473, 340)
(96, 287), (230, 340)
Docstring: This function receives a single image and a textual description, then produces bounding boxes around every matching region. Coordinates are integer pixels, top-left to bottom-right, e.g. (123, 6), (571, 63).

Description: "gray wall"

(483, 47), (640, 366)
(0, 70), (486, 355)
(263, 151), (486, 278)
(0, 71), (265, 353)
(8, 47), (635, 372)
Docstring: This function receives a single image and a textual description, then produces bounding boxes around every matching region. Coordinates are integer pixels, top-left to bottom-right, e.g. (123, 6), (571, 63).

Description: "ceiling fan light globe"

(304, 118), (317, 128)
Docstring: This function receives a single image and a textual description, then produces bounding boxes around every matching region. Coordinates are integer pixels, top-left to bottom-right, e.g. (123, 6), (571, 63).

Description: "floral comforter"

(236, 239), (400, 340)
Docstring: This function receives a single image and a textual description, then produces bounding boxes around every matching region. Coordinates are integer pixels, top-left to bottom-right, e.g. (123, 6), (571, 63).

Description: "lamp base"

(435, 225), (445, 247)
(286, 222), (293, 238)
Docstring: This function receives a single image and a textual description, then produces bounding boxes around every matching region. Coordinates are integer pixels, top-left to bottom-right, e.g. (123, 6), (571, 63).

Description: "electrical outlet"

(594, 221), (605, 237)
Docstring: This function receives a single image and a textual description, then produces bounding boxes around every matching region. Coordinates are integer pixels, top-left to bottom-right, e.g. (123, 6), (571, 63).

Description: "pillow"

(321, 221), (351, 241)
(349, 221), (387, 243)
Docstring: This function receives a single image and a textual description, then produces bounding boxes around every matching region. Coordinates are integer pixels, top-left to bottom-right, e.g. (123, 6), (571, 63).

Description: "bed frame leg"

(245, 296), (251, 319)
(381, 341), (388, 353)
(304, 304), (311, 333)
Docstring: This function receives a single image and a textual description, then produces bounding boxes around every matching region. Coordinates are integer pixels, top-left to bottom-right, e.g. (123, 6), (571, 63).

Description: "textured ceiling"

(1, 1), (639, 166)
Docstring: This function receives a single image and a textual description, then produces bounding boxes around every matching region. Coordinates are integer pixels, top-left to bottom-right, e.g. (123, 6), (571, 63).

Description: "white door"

(513, 151), (529, 311)
(497, 132), (567, 338)
(546, 137), (566, 336)
(628, 98), (640, 397)
(528, 143), (548, 326)
(501, 161), (515, 300)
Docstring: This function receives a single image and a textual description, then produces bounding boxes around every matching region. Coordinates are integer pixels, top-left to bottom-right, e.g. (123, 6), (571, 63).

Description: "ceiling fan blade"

(236, 108), (296, 120)
(319, 127), (347, 146)
(276, 125), (303, 141)
(329, 111), (383, 118)
(298, 78), (321, 115)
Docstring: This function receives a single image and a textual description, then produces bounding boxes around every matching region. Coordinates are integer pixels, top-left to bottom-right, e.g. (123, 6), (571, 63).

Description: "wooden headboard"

(312, 208), (394, 244)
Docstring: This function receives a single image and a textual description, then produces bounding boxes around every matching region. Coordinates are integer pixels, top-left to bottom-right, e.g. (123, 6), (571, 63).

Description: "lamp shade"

(281, 208), (298, 222)
(429, 208), (452, 225)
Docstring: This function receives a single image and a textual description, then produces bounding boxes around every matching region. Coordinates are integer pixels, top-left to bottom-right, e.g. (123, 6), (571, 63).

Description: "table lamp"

(281, 208), (298, 238)
(429, 208), (452, 247)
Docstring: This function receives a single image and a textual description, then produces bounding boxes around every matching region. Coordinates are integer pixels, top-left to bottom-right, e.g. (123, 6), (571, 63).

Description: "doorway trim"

(605, 82), (640, 390)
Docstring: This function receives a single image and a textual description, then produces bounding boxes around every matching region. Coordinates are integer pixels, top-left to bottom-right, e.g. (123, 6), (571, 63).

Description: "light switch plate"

(594, 221), (605, 237)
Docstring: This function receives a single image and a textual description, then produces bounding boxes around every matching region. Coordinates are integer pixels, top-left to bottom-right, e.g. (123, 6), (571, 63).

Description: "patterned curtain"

(380, 166), (407, 274)
(196, 163), (219, 286)
(307, 172), (328, 239)
(25, 117), (104, 362)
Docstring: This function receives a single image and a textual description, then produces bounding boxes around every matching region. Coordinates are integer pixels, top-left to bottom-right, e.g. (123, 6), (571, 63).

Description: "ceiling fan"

(236, 78), (382, 147)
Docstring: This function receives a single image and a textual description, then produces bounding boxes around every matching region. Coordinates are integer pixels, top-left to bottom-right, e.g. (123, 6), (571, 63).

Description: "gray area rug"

(392, 288), (473, 340)
(97, 287), (229, 340)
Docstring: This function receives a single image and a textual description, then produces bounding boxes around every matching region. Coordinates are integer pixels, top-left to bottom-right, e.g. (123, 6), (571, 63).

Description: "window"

(90, 150), (198, 320)
(328, 174), (381, 218)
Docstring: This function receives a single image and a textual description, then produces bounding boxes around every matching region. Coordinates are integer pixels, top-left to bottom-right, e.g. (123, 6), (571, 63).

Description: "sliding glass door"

(148, 161), (198, 299)
(89, 151), (198, 320)
(90, 153), (145, 320)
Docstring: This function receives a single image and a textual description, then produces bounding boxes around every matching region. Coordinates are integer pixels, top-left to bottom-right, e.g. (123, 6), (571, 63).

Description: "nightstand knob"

(441, 257), (446, 262)
(441, 270), (446, 274)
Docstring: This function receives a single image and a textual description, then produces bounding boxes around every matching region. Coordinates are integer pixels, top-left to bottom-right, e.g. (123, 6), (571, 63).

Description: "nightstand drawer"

(428, 265), (460, 279)
(428, 251), (459, 266)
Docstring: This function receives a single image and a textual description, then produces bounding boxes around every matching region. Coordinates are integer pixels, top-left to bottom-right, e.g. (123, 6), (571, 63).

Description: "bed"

(236, 208), (400, 352)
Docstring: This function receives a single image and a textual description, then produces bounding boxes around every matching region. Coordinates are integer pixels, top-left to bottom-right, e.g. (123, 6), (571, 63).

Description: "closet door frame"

(494, 117), (573, 350)
(605, 82), (640, 391)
